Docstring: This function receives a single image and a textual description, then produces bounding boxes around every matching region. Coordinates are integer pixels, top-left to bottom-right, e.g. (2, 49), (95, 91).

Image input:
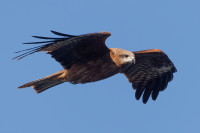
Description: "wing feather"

(123, 49), (177, 103)
(50, 30), (77, 37)
(13, 31), (111, 69)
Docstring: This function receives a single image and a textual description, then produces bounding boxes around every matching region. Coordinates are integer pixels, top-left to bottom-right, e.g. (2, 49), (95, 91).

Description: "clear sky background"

(1, 0), (200, 133)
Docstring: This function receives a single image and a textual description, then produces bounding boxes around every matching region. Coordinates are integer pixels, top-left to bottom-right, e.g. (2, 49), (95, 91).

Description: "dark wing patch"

(123, 49), (177, 104)
(13, 31), (111, 69)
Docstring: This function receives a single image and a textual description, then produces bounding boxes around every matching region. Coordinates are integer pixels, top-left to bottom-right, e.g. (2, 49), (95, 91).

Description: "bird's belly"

(67, 61), (119, 84)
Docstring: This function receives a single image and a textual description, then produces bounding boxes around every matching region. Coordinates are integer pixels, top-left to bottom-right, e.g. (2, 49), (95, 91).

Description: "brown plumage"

(14, 30), (177, 103)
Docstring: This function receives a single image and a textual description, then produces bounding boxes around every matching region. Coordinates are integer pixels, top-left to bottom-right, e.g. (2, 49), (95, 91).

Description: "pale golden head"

(110, 48), (135, 68)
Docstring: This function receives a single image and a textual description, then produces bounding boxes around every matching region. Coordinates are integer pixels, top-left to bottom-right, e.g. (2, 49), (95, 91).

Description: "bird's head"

(110, 48), (135, 70)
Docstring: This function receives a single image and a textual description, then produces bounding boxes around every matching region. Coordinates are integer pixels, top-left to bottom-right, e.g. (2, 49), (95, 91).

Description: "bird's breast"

(66, 57), (119, 84)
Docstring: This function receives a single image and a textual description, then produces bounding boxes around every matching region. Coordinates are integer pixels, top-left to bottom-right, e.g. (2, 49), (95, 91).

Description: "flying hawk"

(14, 31), (177, 103)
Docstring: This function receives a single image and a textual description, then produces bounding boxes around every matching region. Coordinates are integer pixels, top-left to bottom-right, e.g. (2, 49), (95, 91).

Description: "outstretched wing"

(13, 30), (111, 69)
(123, 49), (177, 104)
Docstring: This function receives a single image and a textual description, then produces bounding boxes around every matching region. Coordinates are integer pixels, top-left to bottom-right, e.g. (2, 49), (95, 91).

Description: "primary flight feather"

(14, 30), (177, 104)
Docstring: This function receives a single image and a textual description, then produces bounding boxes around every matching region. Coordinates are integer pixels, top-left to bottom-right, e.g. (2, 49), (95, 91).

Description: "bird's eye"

(124, 54), (129, 58)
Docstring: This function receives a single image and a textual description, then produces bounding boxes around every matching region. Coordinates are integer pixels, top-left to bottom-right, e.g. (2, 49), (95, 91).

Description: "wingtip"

(50, 30), (77, 37)
(50, 30), (56, 33)
(12, 56), (22, 61)
(143, 101), (147, 104)
(173, 66), (177, 73)
(142, 97), (148, 104)
(50, 30), (59, 33)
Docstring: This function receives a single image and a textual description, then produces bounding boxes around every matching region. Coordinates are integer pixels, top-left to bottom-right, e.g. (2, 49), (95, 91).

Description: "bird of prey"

(14, 30), (177, 103)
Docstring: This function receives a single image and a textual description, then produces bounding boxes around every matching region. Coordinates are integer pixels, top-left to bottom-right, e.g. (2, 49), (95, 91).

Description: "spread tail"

(18, 70), (66, 93)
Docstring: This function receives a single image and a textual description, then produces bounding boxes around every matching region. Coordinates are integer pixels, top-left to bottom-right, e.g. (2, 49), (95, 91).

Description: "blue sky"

(1, 0), (200, 133)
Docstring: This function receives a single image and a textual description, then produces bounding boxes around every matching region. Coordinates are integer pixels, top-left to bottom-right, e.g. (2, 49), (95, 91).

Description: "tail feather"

(18, 70), (66, 93)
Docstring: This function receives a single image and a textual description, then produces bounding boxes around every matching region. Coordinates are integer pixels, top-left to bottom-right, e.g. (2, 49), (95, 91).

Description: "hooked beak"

(132, 57), (136, 64)
(133, 59), (136, 64)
